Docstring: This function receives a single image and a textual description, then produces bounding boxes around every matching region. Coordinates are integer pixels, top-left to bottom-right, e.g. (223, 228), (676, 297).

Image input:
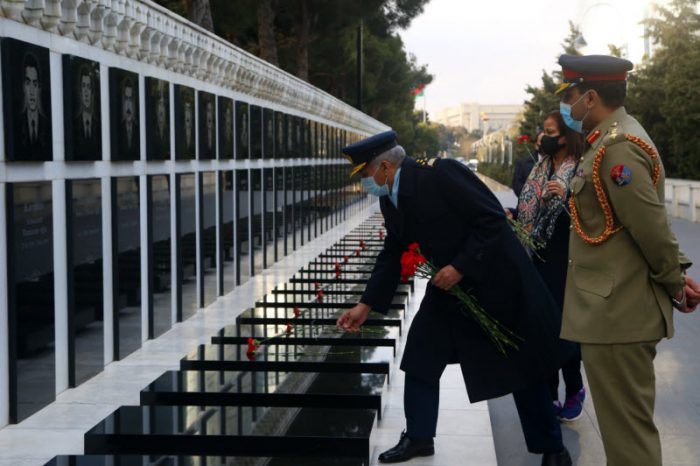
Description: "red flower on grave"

(246, 337), (259, 360)
(379, 230), (385, 240)
(285, 322), (292, 336)
(335, 261), (340, 271)
(360, 240), (366, 249)
(343, 255), (349, 263)
(314, 281), (321, 289)
(356, 248), (361, 257)
(316, 289), (325, 303)
(294, 306), (300, 318)
(335, 270), (341, 280)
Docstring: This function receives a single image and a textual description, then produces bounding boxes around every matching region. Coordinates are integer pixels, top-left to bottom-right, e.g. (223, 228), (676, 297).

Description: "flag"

(411, 83), (425, 97)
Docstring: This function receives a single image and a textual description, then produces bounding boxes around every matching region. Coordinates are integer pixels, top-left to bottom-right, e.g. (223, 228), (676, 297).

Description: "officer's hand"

(336, 303), (371, 332)
(545, 180), (566, 198)
(683, 276), (700, 311)
(432, 265), (463, 291)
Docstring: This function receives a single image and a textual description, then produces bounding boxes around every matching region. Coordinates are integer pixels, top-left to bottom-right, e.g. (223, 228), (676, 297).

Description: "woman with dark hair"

(516, 110), (586, 422)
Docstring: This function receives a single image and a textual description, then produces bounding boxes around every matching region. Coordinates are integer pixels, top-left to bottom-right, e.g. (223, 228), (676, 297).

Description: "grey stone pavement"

(485, 176), (700, 466)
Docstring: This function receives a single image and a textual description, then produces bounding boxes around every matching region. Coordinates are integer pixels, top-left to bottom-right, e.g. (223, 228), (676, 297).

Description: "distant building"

(432, 103), (522, 134)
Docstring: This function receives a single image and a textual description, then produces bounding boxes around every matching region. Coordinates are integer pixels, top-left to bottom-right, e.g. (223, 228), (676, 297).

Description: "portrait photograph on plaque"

(145, 77), (170, 160)
(275, 111), (285, 159)
(109, 67), (140, 161)
(250, 105), (262, 159)
(263, 108), (274, 159)
(63, 55), (101, 161)
(235, 101), (249, 160)
(198, 91), (216, 160)
(1, 38), (52, 161)
(174, 85), (195, 160)
(218, 96), (234, 159)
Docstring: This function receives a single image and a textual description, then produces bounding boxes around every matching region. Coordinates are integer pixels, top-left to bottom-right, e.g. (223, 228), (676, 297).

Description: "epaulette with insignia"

(415, 157), (438, 167)
(602, 121), (626, 147)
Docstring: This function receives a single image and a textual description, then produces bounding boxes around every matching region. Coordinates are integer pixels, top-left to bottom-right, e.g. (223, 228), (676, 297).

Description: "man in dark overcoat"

(337, 131), (571, 466)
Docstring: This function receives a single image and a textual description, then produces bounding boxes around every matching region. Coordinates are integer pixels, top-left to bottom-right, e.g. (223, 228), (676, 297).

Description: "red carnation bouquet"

(400, 242), (521, 355)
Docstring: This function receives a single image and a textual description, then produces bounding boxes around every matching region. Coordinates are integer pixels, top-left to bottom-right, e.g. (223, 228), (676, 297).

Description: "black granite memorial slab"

(2, 38), (53, 161)
(63, 55), (102, 161)
(6, 181), (55, 422)
(145, 77), (170, 160)
(139, 369), (386, 418)
(46, 454), (368, 466)
(197, 91), (216, 160)
(235, 101), (249, 160)
(109, 68), (140, 161)
(83, 405), (374, 461)
(218, 96), (234, 159)
(174, 85), (195, 160)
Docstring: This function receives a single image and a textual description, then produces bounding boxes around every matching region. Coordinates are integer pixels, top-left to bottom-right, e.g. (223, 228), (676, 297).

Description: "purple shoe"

(559, 388), (585, 422)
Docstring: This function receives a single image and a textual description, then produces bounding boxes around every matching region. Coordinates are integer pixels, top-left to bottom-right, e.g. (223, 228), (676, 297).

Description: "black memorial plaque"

(218, 96), (234, 159)
(174, 85), (195, 160)
(109, 68), (140, 161)
(148, 175), (172, 338)
(2, 39), (53, 161)
(198, 91), (216, 160)
(67, 179), (104, 386)
(235, 101), (249, 160)
(6, 182), (55, 422)
(145, 77), (170, 160)
(63, 55), (101, 161)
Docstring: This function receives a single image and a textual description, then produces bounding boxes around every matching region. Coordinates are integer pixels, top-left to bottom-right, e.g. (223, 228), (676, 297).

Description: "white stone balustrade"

(0, 0), (388, 135)
(666, 179), (700, 223)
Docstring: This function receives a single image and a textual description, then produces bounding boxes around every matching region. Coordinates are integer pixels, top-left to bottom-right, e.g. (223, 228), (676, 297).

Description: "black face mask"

(539, 134), (565, 156)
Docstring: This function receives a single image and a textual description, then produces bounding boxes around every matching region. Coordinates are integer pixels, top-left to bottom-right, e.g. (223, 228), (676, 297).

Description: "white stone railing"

(666, 178), (700, 223)
(0, 0), (388, 135)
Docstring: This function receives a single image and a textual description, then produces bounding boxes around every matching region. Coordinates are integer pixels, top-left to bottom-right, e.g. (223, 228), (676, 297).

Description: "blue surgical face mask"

(560, 91), (591, 134)
(361, 163), (390, 197)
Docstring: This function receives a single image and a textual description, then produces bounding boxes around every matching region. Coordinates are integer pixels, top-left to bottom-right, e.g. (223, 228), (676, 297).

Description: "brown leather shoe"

(378, 430), (435, 463)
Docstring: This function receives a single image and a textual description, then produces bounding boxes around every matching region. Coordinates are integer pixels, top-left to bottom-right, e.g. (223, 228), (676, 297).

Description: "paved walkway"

(488, 178), (700, 466)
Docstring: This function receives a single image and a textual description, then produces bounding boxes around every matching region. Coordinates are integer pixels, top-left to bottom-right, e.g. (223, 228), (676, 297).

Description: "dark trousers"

(405, 373), (563, 454)
(549, 344), (584, 400)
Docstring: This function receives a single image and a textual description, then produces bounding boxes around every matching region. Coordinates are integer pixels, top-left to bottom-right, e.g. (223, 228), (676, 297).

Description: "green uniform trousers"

(581, 340), (661, 466)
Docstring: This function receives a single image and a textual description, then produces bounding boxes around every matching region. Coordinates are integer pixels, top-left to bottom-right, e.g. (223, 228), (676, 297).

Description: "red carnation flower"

(517, 135), (530, 144)
(246, 337), (259, 359)
(360, 240), (365, 249)
(285, 322), (292, 336)
(343, 255), (349, 263)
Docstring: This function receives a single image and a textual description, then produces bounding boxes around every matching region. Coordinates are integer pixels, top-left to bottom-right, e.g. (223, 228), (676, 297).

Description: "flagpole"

(423, 91), (426, 123)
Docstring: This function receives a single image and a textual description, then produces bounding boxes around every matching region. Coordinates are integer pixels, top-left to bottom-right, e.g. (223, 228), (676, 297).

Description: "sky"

(400, 0), (658, 117)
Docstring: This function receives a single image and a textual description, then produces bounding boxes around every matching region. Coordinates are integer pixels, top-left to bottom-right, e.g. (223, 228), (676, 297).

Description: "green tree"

(626, 0), (700, 179)
(517, 22), (581, 157)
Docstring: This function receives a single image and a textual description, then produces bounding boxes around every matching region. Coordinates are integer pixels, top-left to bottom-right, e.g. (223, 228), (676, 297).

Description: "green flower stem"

(414, 259), (523, 356)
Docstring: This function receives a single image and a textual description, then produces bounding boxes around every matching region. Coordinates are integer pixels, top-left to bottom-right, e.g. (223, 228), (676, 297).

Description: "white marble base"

(0, 203), (497, 465)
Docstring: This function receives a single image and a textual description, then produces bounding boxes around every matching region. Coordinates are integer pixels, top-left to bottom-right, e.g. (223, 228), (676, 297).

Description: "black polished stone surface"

(148, 175), (172, 338)
(67, 179), (103, 386)
(45, 455), (369, 466)
(113, 177), (141, 360)
(177, 173), (197, 320)
(7, 181), (55, 422)
(84, 405), (374, 460)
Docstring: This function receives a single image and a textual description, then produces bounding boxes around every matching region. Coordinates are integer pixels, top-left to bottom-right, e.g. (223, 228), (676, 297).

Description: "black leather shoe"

(541, 446), (572, 466)
(378, 430), (435, 463)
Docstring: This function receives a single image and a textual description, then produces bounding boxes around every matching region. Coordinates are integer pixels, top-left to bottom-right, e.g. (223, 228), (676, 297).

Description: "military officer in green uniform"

(556, 54), (700, 466)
